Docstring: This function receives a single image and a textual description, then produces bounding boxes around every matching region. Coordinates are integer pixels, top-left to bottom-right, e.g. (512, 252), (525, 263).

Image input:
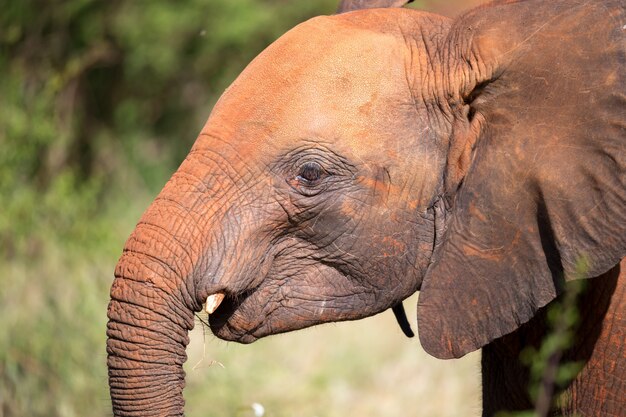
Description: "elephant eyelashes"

(296, 161), (325, 185)
(287, 160), (332, 197)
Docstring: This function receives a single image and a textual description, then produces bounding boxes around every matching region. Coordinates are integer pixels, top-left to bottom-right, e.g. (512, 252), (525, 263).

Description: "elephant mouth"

(206, 289), (263, 343)
(205, 277), (347, 343)
(203, 256), (418, 342)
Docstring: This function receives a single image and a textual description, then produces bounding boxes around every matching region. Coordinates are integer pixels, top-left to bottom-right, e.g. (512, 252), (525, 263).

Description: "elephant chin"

(207, 288), (325, 343)
(206, 267), (413, 342)
(209, 300), (337, 344)
(209, 295), (417, 343)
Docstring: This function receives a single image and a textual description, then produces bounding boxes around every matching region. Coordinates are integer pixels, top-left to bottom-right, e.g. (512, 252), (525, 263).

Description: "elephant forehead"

(201, 13), (415, 152)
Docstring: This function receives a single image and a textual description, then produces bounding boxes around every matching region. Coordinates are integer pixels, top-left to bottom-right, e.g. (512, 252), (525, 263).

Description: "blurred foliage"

(0, 0), (337, 415)
(0, 0), (336, 258)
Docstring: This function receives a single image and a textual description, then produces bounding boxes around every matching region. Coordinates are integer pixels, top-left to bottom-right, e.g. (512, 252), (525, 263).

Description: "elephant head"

(107, 0), (625, 415)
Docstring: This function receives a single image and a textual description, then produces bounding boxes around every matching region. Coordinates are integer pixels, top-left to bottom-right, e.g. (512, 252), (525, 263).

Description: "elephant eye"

(296, 161), (324, 184)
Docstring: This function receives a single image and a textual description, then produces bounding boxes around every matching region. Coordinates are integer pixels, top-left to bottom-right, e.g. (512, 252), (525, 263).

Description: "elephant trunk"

(107, 151), (232, 416)
(107, 249), (196, 416)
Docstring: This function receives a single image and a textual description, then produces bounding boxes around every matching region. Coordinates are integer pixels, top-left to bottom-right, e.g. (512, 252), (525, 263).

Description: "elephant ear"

(418, 0), (626, 359)
(337, 0), (413, 13)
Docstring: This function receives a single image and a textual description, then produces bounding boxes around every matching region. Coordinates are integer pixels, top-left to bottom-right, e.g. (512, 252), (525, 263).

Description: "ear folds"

(337, 0), (413, 13)
(418, 0), (626, 359)
(443, 104), (482, 193)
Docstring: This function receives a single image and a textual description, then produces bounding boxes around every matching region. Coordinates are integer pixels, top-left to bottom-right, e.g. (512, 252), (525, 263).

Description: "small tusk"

(205, 293), (225, 314)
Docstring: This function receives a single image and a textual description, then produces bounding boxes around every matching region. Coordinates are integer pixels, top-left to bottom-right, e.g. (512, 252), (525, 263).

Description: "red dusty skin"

(106, 1), (626, 415)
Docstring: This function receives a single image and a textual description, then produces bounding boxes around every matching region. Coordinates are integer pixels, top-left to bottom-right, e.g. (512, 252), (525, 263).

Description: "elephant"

(106, 0), (625, 416)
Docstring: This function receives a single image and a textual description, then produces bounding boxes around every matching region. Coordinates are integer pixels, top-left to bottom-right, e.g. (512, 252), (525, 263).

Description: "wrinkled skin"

(107, 0), (625, 416)
(199, 10), (449, 342)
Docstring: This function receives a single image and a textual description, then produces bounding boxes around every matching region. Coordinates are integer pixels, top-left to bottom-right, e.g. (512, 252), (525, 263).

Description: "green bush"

(0, 0), (337, 255)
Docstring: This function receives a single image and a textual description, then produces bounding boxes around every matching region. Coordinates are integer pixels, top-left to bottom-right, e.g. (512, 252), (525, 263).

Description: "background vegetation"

(1, 1), (483, 416)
